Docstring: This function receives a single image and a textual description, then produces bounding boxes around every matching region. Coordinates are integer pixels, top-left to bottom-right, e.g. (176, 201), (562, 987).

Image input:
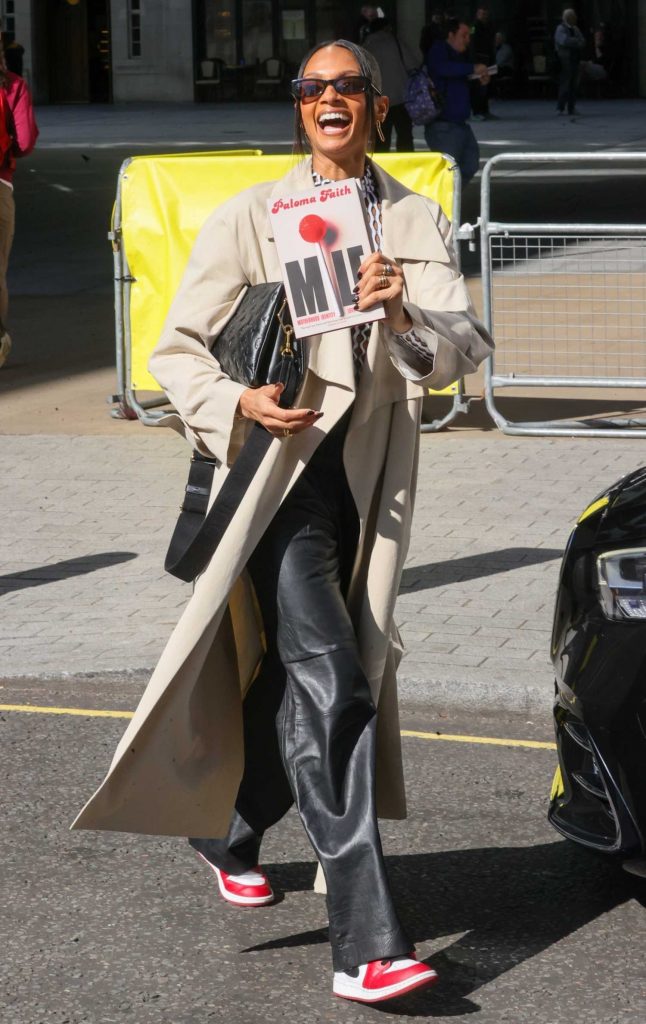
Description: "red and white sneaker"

(195, 852), (274, 907)
(333, 955), (438, 1003)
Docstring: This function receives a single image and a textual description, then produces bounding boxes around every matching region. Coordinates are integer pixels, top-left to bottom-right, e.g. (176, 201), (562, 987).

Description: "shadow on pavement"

(400, 547), (563, 593)
(249, 842), (642, 1018)
(0, 551), (137, 594)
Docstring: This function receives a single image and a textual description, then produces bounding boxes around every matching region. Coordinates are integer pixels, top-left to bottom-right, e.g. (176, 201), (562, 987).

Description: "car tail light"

(597, 549), (646, 620)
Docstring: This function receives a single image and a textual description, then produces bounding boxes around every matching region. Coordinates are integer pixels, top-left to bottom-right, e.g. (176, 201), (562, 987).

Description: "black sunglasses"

(291, 75), (381, 101)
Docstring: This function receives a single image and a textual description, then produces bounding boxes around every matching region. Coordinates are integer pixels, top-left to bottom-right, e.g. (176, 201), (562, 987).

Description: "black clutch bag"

(165, 282), (303, 582)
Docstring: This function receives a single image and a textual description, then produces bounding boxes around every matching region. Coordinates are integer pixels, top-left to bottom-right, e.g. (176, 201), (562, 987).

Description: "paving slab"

(1, 428), (644, 712)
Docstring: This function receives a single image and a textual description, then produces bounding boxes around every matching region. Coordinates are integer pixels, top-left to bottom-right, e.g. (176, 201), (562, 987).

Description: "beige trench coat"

(73, 159), (493, 839)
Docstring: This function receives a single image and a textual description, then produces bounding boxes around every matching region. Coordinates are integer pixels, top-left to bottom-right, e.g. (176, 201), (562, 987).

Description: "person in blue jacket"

(424, 18), (489, 186)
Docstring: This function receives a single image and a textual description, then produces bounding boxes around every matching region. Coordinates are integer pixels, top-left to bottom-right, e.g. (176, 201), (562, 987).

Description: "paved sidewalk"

(1, 426), (643, 712)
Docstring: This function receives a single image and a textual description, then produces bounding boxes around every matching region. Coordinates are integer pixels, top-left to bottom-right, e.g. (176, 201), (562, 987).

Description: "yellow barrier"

(117, 152), (458, 394)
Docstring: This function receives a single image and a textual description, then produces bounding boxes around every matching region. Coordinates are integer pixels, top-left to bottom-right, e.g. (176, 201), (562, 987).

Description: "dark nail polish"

(353, 302), (359, 310)
(357, 271), (363, 279)
(352, 284), (359, 293)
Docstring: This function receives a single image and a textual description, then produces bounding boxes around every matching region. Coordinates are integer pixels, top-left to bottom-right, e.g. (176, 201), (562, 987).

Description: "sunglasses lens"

(293, 79), (324, 99)
(335, 76), (368, 95)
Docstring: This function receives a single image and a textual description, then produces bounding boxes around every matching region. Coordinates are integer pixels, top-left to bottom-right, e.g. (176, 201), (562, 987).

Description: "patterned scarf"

(312, 162), (434, 382)
(312, 163), (380, 383)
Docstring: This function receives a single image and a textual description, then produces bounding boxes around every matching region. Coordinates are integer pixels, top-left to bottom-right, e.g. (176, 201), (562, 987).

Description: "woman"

(363, 17), (415, 151)
(73, 40), (492, 1004)
(0, 34), (38, 368)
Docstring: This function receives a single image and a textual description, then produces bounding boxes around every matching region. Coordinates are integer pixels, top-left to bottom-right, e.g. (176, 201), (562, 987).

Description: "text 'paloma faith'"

(271, 184), (352, 216)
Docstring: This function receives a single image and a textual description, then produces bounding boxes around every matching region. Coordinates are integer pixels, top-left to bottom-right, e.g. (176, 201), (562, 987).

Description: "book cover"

(267, 177), (386, 339)
(468, 64), (498, 79)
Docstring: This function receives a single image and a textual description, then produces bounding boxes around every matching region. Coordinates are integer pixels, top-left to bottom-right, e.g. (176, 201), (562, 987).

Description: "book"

(468, 64), (498, 80)
(267, 177), (386, 339)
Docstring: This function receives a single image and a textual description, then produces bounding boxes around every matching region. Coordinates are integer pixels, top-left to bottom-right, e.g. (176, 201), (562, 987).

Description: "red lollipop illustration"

(298, 214), (345, 316)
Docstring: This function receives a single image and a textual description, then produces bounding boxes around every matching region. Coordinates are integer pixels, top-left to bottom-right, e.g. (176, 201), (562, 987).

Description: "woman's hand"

(353, 251), (413, 334)
(237, 383), (323, 438)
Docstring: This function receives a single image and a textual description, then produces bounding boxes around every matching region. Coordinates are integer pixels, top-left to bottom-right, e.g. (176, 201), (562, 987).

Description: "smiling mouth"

(317, 111), (352, 135)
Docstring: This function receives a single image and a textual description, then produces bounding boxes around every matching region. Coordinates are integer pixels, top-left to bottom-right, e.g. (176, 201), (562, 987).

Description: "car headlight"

(597, 549), (646, 620)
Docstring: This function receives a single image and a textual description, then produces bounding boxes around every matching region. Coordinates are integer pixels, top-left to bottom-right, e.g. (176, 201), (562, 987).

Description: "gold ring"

(379, 274), (388, 289)
(383, 263), (393, 276)
(282, 428), (291, 438)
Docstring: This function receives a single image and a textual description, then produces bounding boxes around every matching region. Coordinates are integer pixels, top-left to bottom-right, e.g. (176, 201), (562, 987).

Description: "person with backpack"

(0, 34), (38, 368)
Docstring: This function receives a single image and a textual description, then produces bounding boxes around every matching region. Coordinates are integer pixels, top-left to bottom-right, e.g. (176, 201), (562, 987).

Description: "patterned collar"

(311, 161), (379, 198)
(311, 161), (382, 254)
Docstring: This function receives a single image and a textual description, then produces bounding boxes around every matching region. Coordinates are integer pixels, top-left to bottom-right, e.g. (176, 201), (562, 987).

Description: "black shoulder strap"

(164, 423), (272, 582)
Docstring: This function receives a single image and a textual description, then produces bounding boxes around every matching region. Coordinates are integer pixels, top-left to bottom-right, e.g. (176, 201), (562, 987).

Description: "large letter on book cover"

(285, 256), (329, 317)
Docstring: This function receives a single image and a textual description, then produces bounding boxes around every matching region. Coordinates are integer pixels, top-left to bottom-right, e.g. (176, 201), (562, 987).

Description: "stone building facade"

(5, 0), (646, 104)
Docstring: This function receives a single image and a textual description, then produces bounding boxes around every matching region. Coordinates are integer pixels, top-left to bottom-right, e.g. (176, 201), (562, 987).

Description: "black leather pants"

(190, 412), (411, 971)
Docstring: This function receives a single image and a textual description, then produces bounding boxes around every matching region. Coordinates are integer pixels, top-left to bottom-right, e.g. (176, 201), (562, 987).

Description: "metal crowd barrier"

(480, 151), (646, 437)
(422, 153), (471, 433)
(108, 150), (470, 431)
(109, 149), (261, 422)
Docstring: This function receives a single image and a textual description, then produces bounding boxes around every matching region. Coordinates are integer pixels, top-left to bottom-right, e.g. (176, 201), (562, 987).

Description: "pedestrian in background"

(495, 31), (515, 78)
(356, 5), (380, 45)
(4, 39), (24, 77)
(554, 8), (585, 116)
(364, 16), (416, 151)
(0, 30), (38, 369)
(419, 9), (447, 57)
(470, 5), (495, 120)
(424, 18), (489, 187)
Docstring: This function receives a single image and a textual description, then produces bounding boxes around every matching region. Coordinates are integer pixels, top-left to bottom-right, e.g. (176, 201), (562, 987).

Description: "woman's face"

(298, 45), (386, 172)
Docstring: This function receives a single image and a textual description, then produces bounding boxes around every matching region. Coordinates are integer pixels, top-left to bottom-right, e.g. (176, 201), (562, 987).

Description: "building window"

(242, 1), (273, 65)
(199, 1), (236, 66)
(1, 0), (16, 38)
(128, 0), (142, 59)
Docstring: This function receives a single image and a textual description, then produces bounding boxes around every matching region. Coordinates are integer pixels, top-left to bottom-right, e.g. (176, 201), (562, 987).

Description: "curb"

(2, 667), (555, 715)
(397, 670), (554, 714)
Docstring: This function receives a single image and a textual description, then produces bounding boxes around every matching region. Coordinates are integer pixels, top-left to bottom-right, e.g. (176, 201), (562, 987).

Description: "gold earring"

(376, 120), (385, 143)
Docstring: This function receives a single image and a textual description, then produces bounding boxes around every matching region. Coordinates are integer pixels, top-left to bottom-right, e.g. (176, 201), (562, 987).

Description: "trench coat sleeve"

(148, 209), (251, 465)
(381, 210), (494, 391)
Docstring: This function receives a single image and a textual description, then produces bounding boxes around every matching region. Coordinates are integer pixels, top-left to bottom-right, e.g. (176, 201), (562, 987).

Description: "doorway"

(44, 0), (111, 103)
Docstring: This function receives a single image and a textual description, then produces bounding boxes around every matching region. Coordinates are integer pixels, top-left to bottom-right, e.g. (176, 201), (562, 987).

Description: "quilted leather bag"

(212, 281), (302, 408)
(164, 282), (302, 582)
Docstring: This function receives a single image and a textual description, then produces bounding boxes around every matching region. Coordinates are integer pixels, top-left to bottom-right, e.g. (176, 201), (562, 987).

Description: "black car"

(548, 466), (646, 877)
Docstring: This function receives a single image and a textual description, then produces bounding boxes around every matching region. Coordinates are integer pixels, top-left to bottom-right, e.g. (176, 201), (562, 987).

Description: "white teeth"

(318, 112), (350, 126)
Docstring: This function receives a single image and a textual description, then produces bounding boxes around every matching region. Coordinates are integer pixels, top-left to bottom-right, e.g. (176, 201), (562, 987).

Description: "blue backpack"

(404, 67), (442, 125)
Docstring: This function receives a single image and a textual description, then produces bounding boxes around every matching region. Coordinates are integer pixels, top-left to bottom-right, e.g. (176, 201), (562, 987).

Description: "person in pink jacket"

(0, 40), (38, 368)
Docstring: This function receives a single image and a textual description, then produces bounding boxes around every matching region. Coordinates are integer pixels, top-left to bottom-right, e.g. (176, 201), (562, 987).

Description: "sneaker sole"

(195, 851), (275, 907)
(333, 969), (438, 1003)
